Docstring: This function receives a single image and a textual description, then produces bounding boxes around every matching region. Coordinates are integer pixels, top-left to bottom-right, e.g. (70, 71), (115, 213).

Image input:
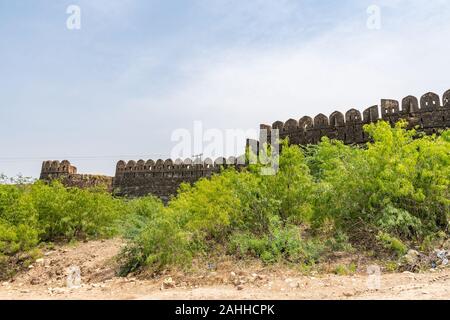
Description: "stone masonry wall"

(113, 156), (246, 203)
(258, 90), (450, 147)
(40, 160), (113, 191)
(40, 89), (450, 201)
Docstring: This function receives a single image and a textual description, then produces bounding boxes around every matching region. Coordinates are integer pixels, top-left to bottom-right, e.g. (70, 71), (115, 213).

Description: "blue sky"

(1, 0), (449, 177)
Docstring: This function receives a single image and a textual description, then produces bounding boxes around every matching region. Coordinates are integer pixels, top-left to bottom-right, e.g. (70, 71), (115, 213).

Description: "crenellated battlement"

(40, 160), (113, 191)
(115, 156), (247, 175)
(260, 90), (449, 146)
(39, 88), (450, 202)
(40, 160), (78, 178)
(112, 156), (246, 202)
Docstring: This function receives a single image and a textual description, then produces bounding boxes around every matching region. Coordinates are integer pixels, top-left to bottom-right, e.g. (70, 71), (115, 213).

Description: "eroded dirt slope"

(0, 239), (449, 300)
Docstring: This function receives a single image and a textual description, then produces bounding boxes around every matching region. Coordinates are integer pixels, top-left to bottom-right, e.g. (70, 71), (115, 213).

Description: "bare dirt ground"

(0, 239), (449, 300)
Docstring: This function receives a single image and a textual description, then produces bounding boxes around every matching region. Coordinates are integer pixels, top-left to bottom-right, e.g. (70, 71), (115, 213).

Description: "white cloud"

(132, 0), (450, 132)
(2, 0), (450, 177)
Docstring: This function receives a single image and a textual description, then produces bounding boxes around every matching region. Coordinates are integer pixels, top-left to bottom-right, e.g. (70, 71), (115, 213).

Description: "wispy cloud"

(0, 0), (449, 177)
(123, 0), (450, 128)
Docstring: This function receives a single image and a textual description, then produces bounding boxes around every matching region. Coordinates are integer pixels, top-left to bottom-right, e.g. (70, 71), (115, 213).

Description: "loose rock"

(161, 277), (175, 289)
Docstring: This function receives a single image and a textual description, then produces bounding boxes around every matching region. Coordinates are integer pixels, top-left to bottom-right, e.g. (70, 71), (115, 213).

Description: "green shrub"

(0, 179), (129, 278)
(120, 122), (449, 273)
(0, 221), (39, 257)
(30, 181), (125, 241)
(376, 232), (408, 256)
(334, 263), (357, 275)
(118, 211), (191, 275)
(311, 121), (449, 245)
(377, 205), (423, 239)
(119, 196), (165, 239)
(229, 227), (324, 265)
(228, 215), (325, 265)
(2, 121), (448, 276)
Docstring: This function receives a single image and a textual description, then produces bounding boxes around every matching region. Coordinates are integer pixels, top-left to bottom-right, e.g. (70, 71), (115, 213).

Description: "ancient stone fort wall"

(40, 89), (450, 201)
(259, 90), (450, 147)
(40, 160), (113, 191)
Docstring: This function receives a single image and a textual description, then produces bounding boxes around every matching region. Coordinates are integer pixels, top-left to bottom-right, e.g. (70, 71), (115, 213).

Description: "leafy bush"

(30, 181), (125, 241)
(377, 205), (423, 239)
(1, 121), (449, 276)
(230, 216), (325, 265)
(334, 263), (357, 275)
(311, 121), (449, 244)
(118, 207), (191, 275)
(121, 121), (449, 273)
(376, 232), (408, 256)
(0, 180), (129, 278)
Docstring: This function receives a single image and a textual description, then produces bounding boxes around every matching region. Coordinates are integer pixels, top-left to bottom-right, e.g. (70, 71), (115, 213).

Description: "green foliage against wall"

(121, 121), (449, 273)
(1, 121), (449, 276)
(0, 180), (129, 278)
(312, 121), (449, 238)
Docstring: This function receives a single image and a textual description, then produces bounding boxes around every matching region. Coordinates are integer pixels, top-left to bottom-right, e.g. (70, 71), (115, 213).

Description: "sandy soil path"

(0, 239), (448, 300)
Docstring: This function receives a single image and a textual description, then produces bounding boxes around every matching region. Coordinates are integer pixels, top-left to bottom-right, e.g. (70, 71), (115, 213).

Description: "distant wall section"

(40, 160), (113, 191)
(113, 156), (246, 202)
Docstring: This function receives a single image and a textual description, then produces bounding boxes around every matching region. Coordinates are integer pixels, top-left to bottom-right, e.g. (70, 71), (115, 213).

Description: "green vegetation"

(120, 121), (449, 274)
(334, 263), (357, 275)
(1, 121), (449, 278)
(0, 179), (126, 278)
